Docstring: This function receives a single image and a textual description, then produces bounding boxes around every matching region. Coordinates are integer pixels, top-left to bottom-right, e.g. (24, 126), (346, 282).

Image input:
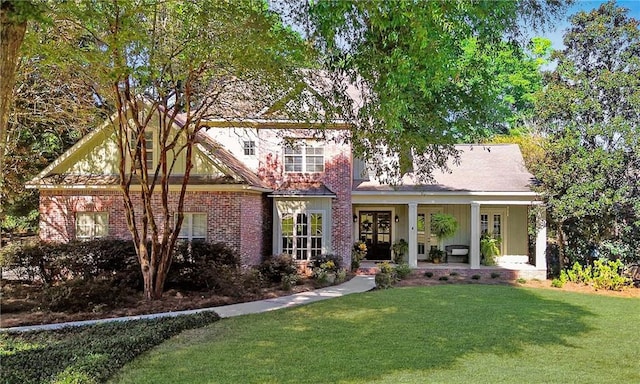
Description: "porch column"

(470, 202), (481, 269)
(408, 202), (418, 268)
(535, 207), (547, 271)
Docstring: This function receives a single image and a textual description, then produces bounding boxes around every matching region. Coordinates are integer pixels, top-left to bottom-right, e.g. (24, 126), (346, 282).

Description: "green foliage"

(310, 254), (342, 272)
(0, 312), (220, 384)
(351, 241), (367, 270)
(429, 248), (445, 263)
(450, 272), (460, 277)
(376, 261), (394, 275)
(305, 0), (569, 181)
(534, 1), (640, 265)
(280, 273), (299, 291)
(0, 238), (139, 285)
(551, 278), (565, 288)
(258, 254), (299, 284)
(394, 262), (411, 280)
(480, 234), (501, 265)
(430, 214), (458, 242)
(471, 274), (481, 280)
(391, 239), (408, 264)
(438, 276), (449, 281)
(558, 259), (632, 291)
(168, 241), (242, 292)
(424, 271), (433, 278)
(374, 272), (394, 289)
(516, 278), (527, 284)
(491, 272), (501, 279)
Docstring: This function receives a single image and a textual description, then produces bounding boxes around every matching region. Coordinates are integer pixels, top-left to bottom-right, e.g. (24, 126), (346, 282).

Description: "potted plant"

(480, 233), (501, 265)
(392, 239), (408, 264)
(429, 213), (458, 263)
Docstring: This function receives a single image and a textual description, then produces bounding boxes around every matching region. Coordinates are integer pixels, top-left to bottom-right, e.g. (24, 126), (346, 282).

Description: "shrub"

(0, 238), (140, 286)
(258, 254), (298, 283)
(592, 259), (631, 291)
(439, 276), (449, 281)
(450, 272), (459, 277)
(490, 272), (501, 279)
(336, 269), (347, 283)
(516, 278), (527, 284)
(377, 261), (394, 274)
(471, 274), (481, 280)
(375, 272), (394, 289)
(42, 278), (135, 313)
(394, 263), (411, 280)
(551, 278), (565, 288)
(310, 254), (342, 272)
(1, 312), (220, 384)
(168, 241), (242, 291)
(281, 273), (299, 291)
(558, 259), (631, 291)
(424, 271), (433, 278)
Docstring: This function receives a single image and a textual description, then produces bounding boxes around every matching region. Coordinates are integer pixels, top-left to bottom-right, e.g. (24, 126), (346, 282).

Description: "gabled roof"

(27, 109), (268, 191)
(354, 144), (536, 194)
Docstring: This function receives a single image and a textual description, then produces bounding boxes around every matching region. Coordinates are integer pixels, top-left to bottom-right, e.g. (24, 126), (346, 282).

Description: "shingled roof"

(354, 144), (536, 193)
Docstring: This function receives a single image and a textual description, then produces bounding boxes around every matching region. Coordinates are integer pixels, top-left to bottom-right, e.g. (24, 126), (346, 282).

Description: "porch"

(356, 260), (547, 280)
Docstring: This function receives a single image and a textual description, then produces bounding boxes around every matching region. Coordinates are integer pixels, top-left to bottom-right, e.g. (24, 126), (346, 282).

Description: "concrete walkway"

(1, 275), (376, 333)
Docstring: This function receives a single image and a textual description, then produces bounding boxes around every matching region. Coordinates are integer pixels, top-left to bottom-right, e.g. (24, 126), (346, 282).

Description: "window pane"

(480, 214), (489, 235)
(192, 214), (207, 239)
(282, 214), (294, 236)
(417, 214), (425, 233)
(94, 213), (108, 238)
(310, 213), (322, 236)
(493, 214), (501, 236)
(296, 213), (307, 236)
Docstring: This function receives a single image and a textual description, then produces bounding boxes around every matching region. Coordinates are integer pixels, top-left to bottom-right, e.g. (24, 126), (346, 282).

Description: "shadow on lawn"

(226, 285), (594, 383)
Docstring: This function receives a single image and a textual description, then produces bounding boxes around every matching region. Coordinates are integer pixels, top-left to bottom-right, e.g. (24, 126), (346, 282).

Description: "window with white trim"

(129, 129), (155, 170)
(243, 140), (255, 156)
(281, 212), (323, 260)
(76, 212), (108, 240)
(177, 213), (207, 241)
(284, 142), (324, 173)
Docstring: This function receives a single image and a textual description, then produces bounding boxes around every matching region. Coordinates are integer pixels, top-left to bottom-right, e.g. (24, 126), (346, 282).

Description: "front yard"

(111, 285), (640, 384)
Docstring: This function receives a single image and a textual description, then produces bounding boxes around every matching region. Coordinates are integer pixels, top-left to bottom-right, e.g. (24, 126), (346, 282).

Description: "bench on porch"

(445, 245), (469, 263)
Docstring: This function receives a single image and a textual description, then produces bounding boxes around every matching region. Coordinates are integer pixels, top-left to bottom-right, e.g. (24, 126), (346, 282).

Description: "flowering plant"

(351, 241), (368, 270)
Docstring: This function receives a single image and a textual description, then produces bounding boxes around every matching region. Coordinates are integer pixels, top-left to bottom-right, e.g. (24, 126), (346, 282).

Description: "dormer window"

(284, 142), (324, 173)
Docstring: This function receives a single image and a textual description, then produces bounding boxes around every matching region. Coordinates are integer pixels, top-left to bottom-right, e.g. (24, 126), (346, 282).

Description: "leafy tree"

(3, 29), (102, 235)
(534, 0), (640, 267)
(0, 0), (43, 239)
(45, 0), (308, 299)
(295, 0), (569, 181)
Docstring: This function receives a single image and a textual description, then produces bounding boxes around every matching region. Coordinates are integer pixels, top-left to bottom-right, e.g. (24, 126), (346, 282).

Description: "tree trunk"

(0, 3), (27, 246)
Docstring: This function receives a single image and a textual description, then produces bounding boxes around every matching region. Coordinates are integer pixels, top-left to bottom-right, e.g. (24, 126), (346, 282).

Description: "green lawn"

(112, 285), (640, 384)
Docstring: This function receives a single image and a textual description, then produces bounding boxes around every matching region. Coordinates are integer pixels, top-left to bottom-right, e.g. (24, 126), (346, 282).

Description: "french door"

(417, 207), (442, 260)
(480, 209), (505, 255)
(359, 211), (392, 260)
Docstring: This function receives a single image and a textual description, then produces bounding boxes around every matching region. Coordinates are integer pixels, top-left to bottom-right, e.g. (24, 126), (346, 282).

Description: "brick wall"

(39, 189), (266, 265)
(255, 129), (353, 266)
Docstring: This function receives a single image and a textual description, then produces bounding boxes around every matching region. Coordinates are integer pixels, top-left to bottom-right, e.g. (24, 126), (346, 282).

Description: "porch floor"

(356, 261), (546, 280)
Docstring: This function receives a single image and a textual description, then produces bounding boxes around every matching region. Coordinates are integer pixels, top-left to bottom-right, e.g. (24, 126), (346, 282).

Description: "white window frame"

(75, 212), (109, 240)
(129, 128), (156, 170)
(281, 210), (325, 261)
(176, 212), (207, 241)
(480, 208), (507, 254)
(243, 140), (256, 156)
(284, 141), (324, 173)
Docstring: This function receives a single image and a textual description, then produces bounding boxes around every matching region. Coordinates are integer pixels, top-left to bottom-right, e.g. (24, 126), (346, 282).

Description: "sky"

(536, 0), (640, 50)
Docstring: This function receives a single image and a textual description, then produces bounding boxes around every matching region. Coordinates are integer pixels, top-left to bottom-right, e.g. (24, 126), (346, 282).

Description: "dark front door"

(359, 211), (392, 260)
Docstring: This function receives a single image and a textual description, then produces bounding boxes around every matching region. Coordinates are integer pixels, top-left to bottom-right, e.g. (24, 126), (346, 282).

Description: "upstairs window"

(76, 212), (108, 240)
(243, 140), (256, 156)
(129, 129), (155, 170)
(284, 142), (324, 173)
